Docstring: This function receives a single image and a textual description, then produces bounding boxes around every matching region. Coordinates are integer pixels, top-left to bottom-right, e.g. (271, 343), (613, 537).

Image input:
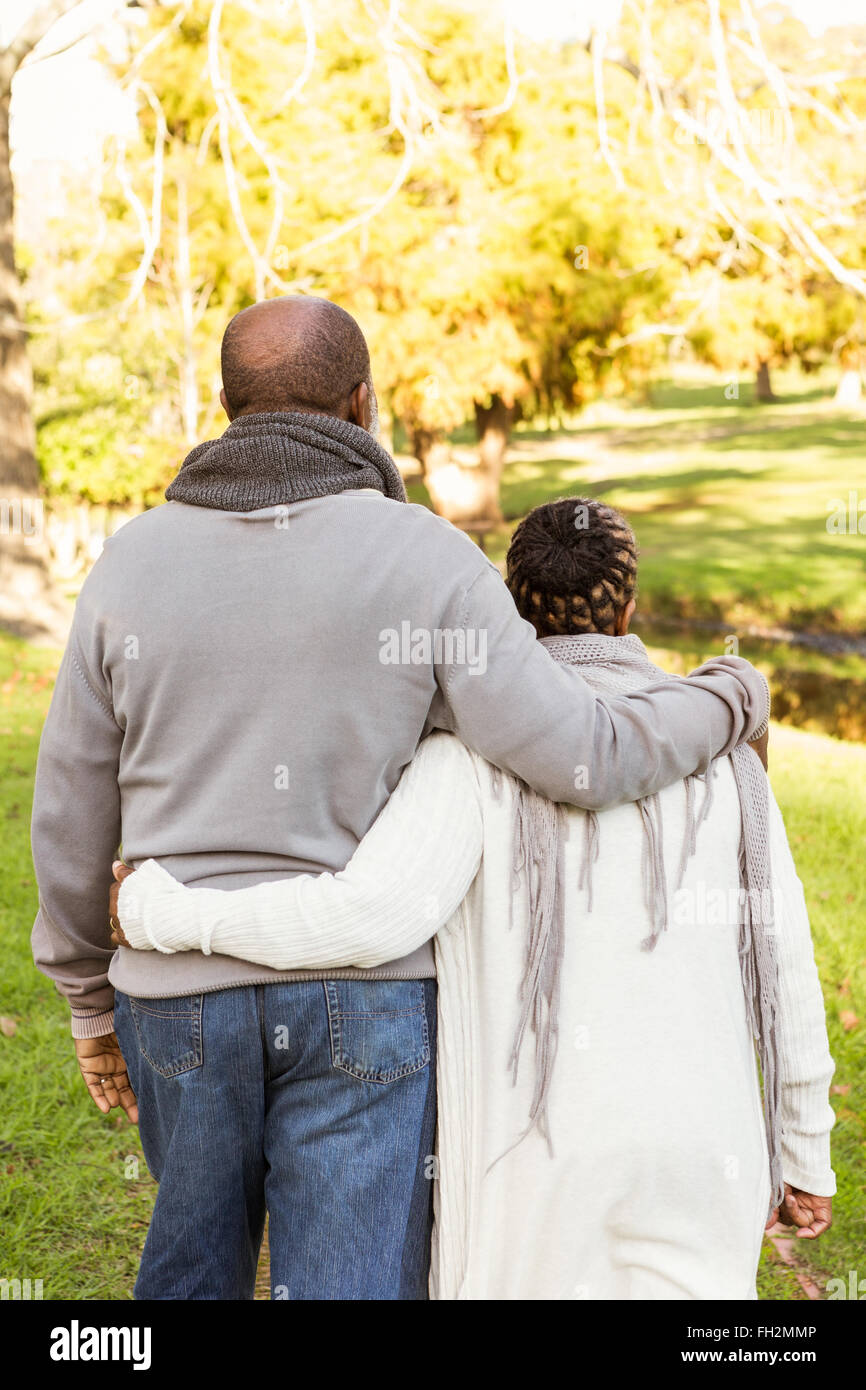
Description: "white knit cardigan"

(119, 728), (836, 1299)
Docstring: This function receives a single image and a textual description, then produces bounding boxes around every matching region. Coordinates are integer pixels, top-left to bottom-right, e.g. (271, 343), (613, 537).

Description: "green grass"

(756, 1244), (811, 1301)
(758, 725), (866, 1298)
(412, 377), (866, 640)
(1, 624), (863, 1299)
(0, 633), (151, 1300)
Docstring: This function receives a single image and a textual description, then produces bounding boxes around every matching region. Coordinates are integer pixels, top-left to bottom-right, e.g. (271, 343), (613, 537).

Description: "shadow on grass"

(572, 464), (776, 501)
(647, 379), (833, 411)
(507, 402), (862, 464)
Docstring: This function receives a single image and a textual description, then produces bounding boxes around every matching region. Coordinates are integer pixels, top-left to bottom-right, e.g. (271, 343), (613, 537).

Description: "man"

(31, 296), (769, 1301)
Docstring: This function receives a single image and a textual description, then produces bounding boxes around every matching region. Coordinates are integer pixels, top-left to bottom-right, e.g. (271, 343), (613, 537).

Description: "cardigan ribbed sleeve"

(118, 733), (483, 970)
(767, 787), (836, 1196)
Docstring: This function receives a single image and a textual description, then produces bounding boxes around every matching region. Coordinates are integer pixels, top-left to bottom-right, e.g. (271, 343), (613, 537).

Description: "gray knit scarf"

(166, 411), (408, 510)
(496, 632), (783, 1216)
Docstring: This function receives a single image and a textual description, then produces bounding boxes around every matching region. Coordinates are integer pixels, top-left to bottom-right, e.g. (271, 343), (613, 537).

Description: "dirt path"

(765, 1225), (824, 1300)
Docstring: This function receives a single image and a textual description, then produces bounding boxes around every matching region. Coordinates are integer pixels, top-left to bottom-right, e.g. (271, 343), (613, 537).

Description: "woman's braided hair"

(506, 497), (638, 637)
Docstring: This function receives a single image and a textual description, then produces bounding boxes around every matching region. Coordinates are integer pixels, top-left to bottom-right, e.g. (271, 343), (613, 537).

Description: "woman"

(113, 498), (835, 1299)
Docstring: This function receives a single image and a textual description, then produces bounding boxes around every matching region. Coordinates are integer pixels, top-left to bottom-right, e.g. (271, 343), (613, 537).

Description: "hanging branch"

(114, 79), (166, 313)
(587, 0), (866, 301)
(1, 0), (88, 87)
(269, 0), (316, 114)
(472, 3), (520, 120)
(286, 0), (441, 260)
(590, 26), (626, 191)
(207, 0), (295, 297)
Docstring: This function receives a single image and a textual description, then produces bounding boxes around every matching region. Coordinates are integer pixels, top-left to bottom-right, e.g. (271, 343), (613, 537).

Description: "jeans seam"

(330, 1007), (426, 1020)
(324, 981), (342, 1069)
(330, 1056), (430, 1086)
(257, 985), (270, 1084)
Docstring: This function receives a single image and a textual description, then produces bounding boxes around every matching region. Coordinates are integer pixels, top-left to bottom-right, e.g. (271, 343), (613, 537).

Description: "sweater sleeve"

(117, 733), (483, 969)
(430, 564), (769, 810)
(767, 786), (836, 1196)
(30, 629), (123, 1039)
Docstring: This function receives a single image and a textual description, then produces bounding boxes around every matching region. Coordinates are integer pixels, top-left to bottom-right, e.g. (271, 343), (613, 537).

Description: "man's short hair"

(506, 497), (638, 637)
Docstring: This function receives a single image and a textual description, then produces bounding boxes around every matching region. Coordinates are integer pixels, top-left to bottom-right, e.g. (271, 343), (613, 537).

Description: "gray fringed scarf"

(497, 632), (783, 1216)
(166, 411), (408, 511)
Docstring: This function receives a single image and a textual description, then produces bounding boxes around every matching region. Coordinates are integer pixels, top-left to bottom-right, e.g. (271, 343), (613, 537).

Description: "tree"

(327, 4), (680, 524)
(580, 0), (866, 398)
(22, 0), (866, 555)
(0, 0), (93, 633)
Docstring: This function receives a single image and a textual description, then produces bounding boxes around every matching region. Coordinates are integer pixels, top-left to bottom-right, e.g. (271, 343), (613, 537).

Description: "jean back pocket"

(325, 980), (430, 1084)
(130, 994), (204, 1078)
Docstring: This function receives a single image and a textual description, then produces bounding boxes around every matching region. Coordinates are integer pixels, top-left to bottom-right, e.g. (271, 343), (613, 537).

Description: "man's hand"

(74, 1032), (138, 1124)
(748, 726), (768, 771)
(765, 1184), (832, 1238)
(109, 860), (135, 947)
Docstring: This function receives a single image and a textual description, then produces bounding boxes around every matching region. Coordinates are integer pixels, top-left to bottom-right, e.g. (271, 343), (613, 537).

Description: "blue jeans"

(113, 979), (437, 1300)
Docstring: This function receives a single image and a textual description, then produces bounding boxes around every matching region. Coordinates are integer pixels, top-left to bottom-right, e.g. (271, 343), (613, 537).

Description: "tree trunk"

(0, 78), (66, 638)
(410, 426), (450, 478)
(755, 359), (775, 403)
(412, 421), (504, 533)
(474, 392), (512, 496)
(0, 86), (36, 493)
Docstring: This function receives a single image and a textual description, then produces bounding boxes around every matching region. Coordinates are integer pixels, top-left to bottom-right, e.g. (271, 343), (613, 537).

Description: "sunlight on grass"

(495, 390), (866, 637)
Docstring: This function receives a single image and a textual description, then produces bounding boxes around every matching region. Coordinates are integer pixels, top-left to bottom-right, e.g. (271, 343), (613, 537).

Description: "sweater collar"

(539, 632), (651, 668)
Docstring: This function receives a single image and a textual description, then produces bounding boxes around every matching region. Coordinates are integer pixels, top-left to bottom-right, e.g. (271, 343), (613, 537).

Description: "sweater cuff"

(749, 671), (771, 742)
(70, 1007), (115, 1039)
(118, 859), (185, 953)
(781, 1159), (836, 1199)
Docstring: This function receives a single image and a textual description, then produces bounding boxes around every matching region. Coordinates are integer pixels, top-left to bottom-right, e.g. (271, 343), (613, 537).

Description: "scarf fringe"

(494, 635), (782, 1218)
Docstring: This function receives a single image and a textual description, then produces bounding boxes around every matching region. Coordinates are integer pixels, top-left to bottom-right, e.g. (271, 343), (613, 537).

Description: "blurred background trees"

(2, 0), (865, 622)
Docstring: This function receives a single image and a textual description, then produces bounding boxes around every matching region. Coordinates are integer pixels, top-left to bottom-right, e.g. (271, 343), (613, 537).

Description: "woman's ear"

(616, 598), (636, 635)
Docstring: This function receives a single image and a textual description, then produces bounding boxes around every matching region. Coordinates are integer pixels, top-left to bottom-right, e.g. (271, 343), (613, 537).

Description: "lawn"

(0, 635), (152, 1300)
(757, 724), (866, 1298)
(452, 375), (866, 638)
(2, 374), (863, 1298)
(499, 394), (866, 637)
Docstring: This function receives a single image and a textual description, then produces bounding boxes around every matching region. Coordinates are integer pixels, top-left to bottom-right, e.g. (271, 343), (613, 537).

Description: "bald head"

(220, 296), (376, 431)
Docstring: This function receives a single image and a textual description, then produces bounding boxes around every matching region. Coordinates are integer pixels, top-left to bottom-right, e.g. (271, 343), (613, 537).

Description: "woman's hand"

(109, 860), (134, 947)
(748, 727), (769, 771)
(765, 1184), (832, 1238)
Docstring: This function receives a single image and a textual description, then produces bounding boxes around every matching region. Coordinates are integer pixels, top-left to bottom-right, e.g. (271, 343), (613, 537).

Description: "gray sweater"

(31, 490), (768, 1036)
